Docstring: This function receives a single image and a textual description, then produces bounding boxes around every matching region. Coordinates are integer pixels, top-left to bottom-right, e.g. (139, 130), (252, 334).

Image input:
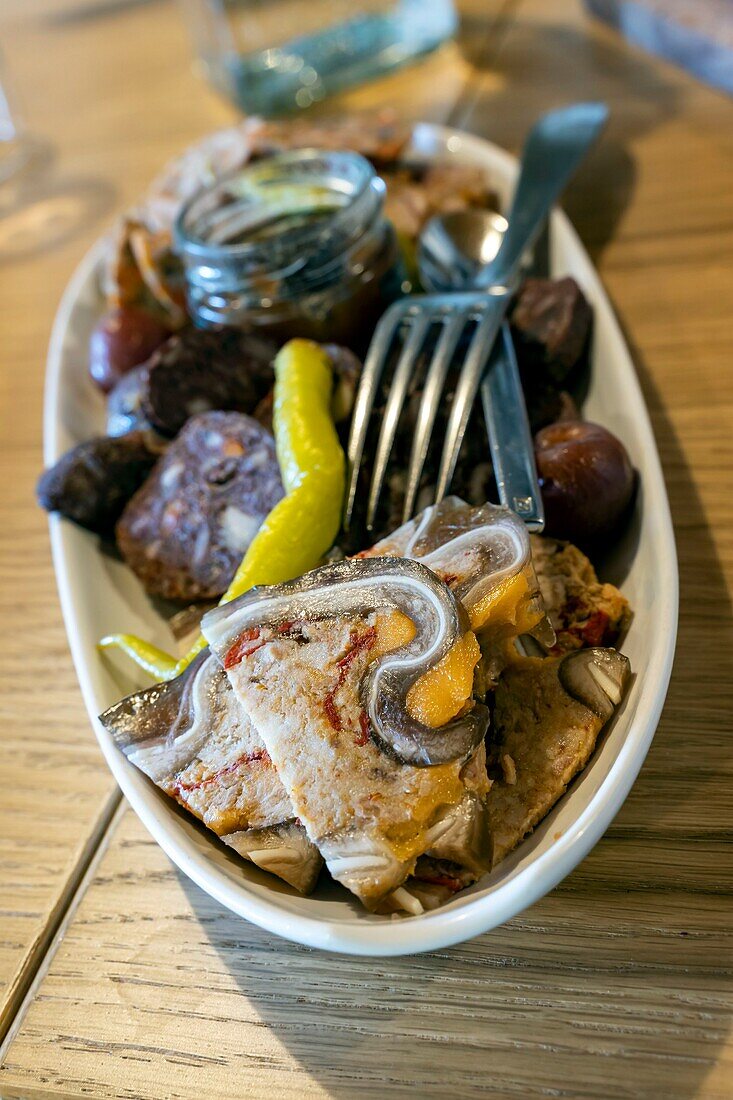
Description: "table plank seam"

(0, 789), (123, 1056)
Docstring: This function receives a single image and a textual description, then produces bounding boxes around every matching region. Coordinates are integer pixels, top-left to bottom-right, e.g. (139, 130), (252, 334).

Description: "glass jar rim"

(173, 146), (384, 268)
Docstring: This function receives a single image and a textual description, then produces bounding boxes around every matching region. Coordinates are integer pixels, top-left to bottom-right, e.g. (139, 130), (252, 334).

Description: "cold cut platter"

(41, 118), (677, 955)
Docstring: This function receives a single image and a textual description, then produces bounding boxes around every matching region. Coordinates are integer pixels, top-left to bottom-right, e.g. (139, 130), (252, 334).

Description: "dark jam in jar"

(174, 149), (404, 352)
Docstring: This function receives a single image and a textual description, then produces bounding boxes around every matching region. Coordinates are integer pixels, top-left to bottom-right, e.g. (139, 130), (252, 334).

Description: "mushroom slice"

(318, 835), (410, 903)
(223, 821), (322, 894)
(486, 648), (631, 866)
(99, 650), (322, 892)
(423, 792), (491, 879)
(203, 556), (488, 768)
(559, 647), (630, 722)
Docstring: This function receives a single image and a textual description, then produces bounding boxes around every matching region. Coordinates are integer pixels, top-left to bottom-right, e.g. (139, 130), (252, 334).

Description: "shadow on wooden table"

(458, 16), (686, 262)
(181, 362), (733, 1094)
(608, 317), (733, 836)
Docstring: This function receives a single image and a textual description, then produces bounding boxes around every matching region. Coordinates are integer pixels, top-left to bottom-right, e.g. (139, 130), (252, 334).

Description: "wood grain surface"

(0, 0), (732, 1096)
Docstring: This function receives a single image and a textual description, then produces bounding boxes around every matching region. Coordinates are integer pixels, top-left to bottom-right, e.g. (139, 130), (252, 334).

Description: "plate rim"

(44, 122), (679, 956)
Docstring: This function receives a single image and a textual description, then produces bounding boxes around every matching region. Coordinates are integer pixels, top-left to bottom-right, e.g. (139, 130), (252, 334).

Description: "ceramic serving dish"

(44, 124), (678, 956)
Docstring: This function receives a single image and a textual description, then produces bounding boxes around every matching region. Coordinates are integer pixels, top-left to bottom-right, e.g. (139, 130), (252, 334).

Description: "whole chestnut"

(89, 306), (170, 393)
(534, 420), (635, 545)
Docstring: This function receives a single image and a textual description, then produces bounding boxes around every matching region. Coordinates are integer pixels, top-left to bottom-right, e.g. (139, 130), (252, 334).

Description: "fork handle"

(476, 102), (608, 290)
(481, 324), (545, 532)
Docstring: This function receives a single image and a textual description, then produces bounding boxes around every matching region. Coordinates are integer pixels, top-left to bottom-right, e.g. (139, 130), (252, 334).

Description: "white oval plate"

(44, 124), (678, 956)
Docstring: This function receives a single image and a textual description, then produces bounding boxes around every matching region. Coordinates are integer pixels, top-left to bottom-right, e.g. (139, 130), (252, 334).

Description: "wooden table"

(1, 0), (732, 1095)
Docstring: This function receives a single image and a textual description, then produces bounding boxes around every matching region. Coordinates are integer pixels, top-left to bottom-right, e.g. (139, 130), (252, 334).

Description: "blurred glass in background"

(179, 0), (457, 116)
(0, 49), (111, 262)
(0, 51), (36, 184)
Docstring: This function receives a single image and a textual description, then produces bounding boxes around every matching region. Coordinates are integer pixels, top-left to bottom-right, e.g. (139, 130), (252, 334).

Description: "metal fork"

(343, 101), (609, 533)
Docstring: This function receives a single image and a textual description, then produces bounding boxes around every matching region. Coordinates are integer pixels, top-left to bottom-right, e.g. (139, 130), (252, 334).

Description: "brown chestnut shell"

(534, 420), (635, 545)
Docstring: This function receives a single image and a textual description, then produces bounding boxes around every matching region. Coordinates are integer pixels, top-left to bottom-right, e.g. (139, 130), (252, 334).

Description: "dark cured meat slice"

(116, 411), (283, 601)
(143, 327), (277, 436)
(525, 385), (579, 434)
(106, 364), (155, 437)
(36, 431), (159, 536)
(511, 276), (593, 385)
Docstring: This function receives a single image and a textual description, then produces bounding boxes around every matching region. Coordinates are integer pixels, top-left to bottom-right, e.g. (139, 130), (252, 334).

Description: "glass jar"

(175, 148), (405, 349)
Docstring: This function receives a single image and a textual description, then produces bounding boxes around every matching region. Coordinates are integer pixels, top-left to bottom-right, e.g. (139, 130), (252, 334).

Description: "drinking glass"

(0, 52), (35, 183)
(179, 0), (457, 116)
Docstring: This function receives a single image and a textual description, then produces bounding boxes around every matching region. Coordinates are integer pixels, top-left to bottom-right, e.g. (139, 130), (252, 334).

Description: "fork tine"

(365, 312), (433, 531)
(434, 304), (505, 503)
(401, 311), (467, 523)
(343, 300), (406, 530)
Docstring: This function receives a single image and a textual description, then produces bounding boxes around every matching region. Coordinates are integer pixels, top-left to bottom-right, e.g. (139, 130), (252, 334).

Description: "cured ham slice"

(202, 556), (497, 909)
(486, 648), (630, 865)
(99, 650), (321, 893)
